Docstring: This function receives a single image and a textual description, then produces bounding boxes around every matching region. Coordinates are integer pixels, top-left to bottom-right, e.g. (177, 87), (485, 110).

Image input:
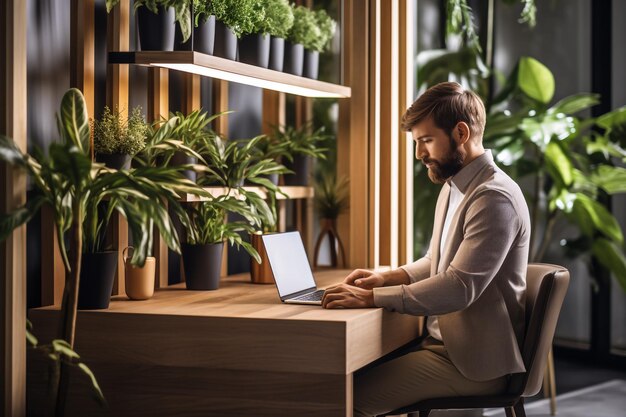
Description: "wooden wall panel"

(212, 79), (229, 277)
(148, 68), (170, 287)
(1, 0), (27, 415)
(338, 0), (372, 268)
(107, 0), (130, 297)
(399, 0), (415, 265)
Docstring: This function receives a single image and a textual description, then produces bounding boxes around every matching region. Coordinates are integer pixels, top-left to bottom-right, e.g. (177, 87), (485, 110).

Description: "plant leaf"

(57, 88), (91, 154)
(518, 57), (555, 104)
(549, 93), (600, 115)
(544, 141), (574, 187)
(77, 362), (107, 406)
(591, 165), (626, 194)
(592, 238), (626, 293)
(573, 194), (623, 244)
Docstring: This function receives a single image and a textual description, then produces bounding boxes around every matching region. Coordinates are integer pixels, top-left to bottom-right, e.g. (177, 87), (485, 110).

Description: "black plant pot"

(283, 41), (304, 76)
(283, 154), (311, 185)
(78, 251), (118, 310)
(269, 36), (285, 71)
(304, 49), (319, 79)
(170, 152), (198, 182)
(239, 33), (270, 68)
(181, 242), (224, 290)
(137, 6), (175, 51)
(214, 20), (237, 60)
(194, 15), (216, 55)
(174, 15), (193, 51)
(96, 153), (131, 170)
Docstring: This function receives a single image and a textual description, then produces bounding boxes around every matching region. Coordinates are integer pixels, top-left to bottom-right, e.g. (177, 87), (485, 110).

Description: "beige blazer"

(373, 152), (531, 381)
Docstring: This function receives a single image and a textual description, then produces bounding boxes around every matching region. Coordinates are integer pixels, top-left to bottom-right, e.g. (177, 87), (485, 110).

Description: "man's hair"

(400, 82), (486, 140)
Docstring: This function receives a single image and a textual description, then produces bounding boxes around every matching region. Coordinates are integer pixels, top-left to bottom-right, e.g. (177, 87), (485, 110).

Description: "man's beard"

(423, 138), (465, 184)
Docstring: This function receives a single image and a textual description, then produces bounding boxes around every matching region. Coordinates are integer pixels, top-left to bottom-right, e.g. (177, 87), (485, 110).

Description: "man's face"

(411, 118), (465, 184)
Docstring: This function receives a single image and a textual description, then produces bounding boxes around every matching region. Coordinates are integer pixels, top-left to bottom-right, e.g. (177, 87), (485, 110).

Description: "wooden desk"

(28, 269), (421, 417)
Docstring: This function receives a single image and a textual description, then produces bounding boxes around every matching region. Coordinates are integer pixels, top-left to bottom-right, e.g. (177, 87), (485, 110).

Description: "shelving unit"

(108, 51), (351, 98)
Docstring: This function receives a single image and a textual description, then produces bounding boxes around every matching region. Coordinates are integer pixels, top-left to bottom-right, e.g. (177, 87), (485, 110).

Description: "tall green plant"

(484, 57), (626, 291)
(0, 89), (209, 414)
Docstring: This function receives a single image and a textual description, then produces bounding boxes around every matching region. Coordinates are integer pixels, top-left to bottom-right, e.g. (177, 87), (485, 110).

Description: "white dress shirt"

(427, 179), (465, 341)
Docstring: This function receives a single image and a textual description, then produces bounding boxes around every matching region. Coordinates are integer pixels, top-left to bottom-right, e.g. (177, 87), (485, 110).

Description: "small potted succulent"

(268, 122), (330, 185)
(201, 0), (257, 60)
(105, 0), (192, 51)
(304, 9), (337, 79)
(262, 0), (294, 71)
(92, 106), (148, 170)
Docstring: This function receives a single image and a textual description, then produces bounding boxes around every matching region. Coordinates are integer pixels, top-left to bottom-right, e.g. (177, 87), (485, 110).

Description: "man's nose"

(415, 142), (426, 160)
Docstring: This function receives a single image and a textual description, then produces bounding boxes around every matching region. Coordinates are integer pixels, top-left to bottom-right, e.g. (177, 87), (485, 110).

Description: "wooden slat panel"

(369, 0), (381, 268)
(1, 0), (27, 415)
(338, 0), (371, 268)
(183, 73), (201, 113)
(148, 68), (170, 287)
(398, 0), (415, 265)
(378, 0), (400, 268)
(212, 79), (229, 276)
(106, 0), (130, 297)
(71, 0), (95, 119)
(40, 206), (65, 306)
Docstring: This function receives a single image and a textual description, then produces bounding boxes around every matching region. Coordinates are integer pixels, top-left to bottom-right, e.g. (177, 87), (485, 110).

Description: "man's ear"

(454, 122), (471, 145)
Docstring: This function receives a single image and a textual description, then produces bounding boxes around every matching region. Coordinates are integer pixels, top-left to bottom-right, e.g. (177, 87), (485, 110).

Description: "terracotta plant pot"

(250, 233), (275, 284)
(124, 248), (155, 300)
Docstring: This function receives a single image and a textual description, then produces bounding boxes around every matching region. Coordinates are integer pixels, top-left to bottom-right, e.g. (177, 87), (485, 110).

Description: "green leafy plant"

(268, 122), (330, 162)
(200, 0), (259, 38)
(92, 106), (147, 155)
(288, 5), (319, 47)
(106, 0), (192, 42)
(313, 171), (349, 220)
(185, 195), (263, 262)
(0, 89), (209, 414)
(260, 0), (294, 38)
(483, 57), (626, 291)
(311, 9), (336, 52)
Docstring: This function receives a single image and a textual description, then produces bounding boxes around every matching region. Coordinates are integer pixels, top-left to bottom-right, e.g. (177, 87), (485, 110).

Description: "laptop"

(262, 231), (326, 305)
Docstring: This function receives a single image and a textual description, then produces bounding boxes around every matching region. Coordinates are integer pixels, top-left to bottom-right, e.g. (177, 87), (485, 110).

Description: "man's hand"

(342, 269), (385, 289)
(322, 283), (375, 309)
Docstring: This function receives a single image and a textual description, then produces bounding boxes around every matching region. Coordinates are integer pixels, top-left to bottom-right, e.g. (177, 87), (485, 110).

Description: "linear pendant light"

(109, 51), (351, 99)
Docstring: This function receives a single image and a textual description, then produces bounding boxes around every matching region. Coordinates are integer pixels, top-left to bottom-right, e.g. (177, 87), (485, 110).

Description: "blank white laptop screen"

(262, 231), (316, 298)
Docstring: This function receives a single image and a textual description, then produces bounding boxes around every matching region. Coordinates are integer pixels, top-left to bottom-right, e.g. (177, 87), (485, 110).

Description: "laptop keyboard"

(292, 289), (326, 302)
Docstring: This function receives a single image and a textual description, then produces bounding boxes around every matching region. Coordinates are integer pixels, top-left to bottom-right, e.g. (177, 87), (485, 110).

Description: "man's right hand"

(343, 269), (385, 289)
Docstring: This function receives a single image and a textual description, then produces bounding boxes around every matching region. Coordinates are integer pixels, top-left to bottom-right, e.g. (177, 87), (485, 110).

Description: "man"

(322, 82), (531, 417)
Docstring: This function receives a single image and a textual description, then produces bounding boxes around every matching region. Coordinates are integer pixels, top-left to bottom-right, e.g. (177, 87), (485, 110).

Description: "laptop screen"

(262, 232), (316, 298)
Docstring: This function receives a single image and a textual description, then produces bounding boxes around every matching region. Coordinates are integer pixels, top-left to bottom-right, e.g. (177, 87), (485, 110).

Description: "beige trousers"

(353, 338), (508, 417)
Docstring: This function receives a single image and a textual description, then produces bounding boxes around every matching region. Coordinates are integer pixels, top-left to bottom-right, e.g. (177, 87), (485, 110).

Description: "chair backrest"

(507, 263), (570, 397)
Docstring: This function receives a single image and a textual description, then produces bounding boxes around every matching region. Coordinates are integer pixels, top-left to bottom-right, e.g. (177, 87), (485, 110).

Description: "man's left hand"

(322, 284), (375, 309)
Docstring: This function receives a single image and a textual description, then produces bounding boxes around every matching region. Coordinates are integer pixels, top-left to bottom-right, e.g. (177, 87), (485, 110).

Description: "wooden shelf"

(181, 186), (314, 202)
(108, 51), (351, 98)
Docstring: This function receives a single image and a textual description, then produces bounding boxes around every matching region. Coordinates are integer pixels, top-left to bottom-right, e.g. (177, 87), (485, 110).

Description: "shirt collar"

(449, 150), (493, 193)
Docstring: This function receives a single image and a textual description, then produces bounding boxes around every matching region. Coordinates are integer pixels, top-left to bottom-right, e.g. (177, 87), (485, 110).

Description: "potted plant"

(268, 122), (330, 185)
(199, 0), (257, 60)
(92, 106), (148, 170)
(284, 4), (314, 76)
(312, 171), (348, 268)
(262, 0), (294, 71)
(304, 9), (336, 79)
(167, 109), (217, 181)
(192, 0), (216, 54)
(105, 0), (192, 51)
(0, 88), (209, 413)
(182, 195), (265, 290)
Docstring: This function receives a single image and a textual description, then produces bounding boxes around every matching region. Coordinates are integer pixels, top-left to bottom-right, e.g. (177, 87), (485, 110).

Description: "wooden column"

(148, 68), (170, 287)
(213, 79), (229, 276)
(398, 0), (415, 265)
(337, 0), (372, 268)
(1, 0), (27, 415)
(107, 0), (130, 296)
